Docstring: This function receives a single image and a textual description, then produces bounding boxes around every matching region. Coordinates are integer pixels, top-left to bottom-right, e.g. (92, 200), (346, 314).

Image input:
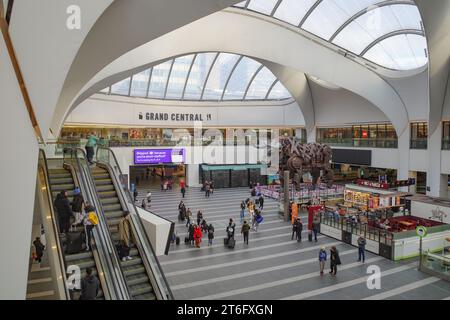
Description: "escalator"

(91, 166), (156, 300)
(47, 167), (105, 300)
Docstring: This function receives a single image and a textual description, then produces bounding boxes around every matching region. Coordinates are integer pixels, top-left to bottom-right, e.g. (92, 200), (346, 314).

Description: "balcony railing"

(318, 138), (398, 149)
(410, 138), (428, 149)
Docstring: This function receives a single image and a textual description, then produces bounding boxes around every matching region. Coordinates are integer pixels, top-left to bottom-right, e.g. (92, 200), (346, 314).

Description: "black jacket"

(296, 222), (303, 233)
(330, 249), (341, 265)
(80, 275), (99, 300)
(54, 194), (72, 218)
(71, 194), (84, 212)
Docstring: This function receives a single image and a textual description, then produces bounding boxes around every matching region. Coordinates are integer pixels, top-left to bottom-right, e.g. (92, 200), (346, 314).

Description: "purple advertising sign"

(134, 149), (185, 165)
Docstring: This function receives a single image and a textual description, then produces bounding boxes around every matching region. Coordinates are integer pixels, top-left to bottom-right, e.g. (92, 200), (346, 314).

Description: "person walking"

(357, 235), (366, 263)
(178, 201), (185, 221)
(33, 237), (45, 263)
(258, 195), (264, 210)
(318, 247), (327, 276)
(85, 132), (98, 165)
(79, 267), (99, 300)
(312, 214), (320, 242)
(141, 198), (147, 210)
(291, 218), (299, 240)
(330, 246), (341, 276)
(185, 208), (192, 227)
(296, 218), (303, 242)
(118, 211), (133, 261)
(146, 191), (152, 204)
(240, 201), (246, 223)
(205, 182), (211, 198)
(54, 190), (73, 234)
(197, 210), (203, 226)
(193, 224), (203, 248)
(71, 187), (84, 228)
(180, 179), (186, 198)
(207, 223), (215, 246)
(241, 220), (251, 245)
(188, 223), (195, 246)
(210, 180), (215, 195)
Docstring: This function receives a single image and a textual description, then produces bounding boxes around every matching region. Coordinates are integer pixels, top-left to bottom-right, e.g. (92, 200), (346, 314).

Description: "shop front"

(200, 164), (267, 189)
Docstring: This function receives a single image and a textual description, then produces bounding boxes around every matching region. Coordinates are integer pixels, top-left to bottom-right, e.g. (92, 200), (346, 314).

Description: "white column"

(0, 35), (39, 299)
(186, 164), (200, 187)
(397, 128), (410, 192)
(307, 126), (316, 143)
(427, 124), (448, 197)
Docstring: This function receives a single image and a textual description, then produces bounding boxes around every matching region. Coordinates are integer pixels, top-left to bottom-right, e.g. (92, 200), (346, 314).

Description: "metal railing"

(64, 148), (131, 300)
(37, 149), (70, 300)
(317, 138), (398, 148)
(410, 138), (428, 149)
(96, 146), (174, 300)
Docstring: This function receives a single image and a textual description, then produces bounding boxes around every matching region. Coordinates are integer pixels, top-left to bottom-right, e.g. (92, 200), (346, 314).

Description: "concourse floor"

(136, 187), (450, 300)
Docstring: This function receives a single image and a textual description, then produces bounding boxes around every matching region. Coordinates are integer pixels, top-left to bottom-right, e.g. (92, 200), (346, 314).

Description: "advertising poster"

(134, 149), (185, 164)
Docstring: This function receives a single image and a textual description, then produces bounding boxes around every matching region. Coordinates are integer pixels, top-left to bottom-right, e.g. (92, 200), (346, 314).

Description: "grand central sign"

(138, 112), (213, 123)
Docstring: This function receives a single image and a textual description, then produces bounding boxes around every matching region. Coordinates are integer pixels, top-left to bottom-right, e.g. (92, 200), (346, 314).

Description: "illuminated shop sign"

(134, 149), (185, 164)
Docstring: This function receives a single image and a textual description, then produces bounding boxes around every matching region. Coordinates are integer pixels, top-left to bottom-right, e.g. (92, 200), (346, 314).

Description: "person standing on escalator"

(54, 190), (73, 234)
(85, 132), (98, 165)
(118, 211), (133, 261)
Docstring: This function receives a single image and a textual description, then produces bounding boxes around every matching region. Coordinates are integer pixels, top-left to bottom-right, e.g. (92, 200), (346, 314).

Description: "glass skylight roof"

(234, 0), (428, 71)
(100, 52), (292, 102)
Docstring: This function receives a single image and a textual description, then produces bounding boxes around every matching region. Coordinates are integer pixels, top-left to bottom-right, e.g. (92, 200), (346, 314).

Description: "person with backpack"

(71, 187), (84, 228)
(79, 267), (99, 300)
(197, 210), (203, 225)
(118, 211), (133, 261)
(330, 246), (341, 276)
(318, 247), (327, 276)
(83, 203), (98, 252)
(33, 237), (45, 263)
(241, 220), (251, 245)
(54, 190), (73, 234)
(240, 201), (246, 223)
(357, 235), (366, 263)
(185, 208), (192, 227)
(207, 224), (214, 246)
(193, 224), (202, 248)
(226, 218), (236, 242)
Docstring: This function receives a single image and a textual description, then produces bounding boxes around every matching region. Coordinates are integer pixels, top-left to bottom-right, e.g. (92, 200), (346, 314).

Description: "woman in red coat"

(193, 225), (203, 248)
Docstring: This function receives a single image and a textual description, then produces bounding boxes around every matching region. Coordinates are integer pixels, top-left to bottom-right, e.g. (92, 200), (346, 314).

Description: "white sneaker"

(127, 256), (133, 260)
(122, 257), (127, 262)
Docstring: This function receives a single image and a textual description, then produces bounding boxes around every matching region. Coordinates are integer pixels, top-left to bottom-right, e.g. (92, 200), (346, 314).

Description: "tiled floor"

(136, 185), (450, 300)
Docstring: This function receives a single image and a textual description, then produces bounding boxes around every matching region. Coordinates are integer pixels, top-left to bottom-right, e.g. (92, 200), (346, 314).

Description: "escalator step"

(130, 284), (153, 297)
(49, 177), (73, 184)
(65, 251), (93, 262)
(103, 204), (122, 212)
(94, 179), (113, 185)
(126, 274), (150, 286)
(99, 191), (117, 198)
(134, 292), (156, 300)
(52, 183), (75, 191)
(96, 185), (115, 192)
(104, 211), (124, 219)
(100, 197), (120, 205)
(123, 266), (146, 277)
(121, 257), (143, 267)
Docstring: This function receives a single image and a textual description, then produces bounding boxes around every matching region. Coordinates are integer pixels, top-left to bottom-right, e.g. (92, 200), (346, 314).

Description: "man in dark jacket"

(312, 215), (320, 242)
(226, 218), (236, 241)
(357, 235), (366, 263)
(296, 218), (303, 242)
(241, 221), (251, 245)
(71, 188), (84, 227)
(258, 195), (264, 210)
(188, 224), (195, 246)
(33, 237), (45, 263)
(54, 190), (73, 234)
(80, 268), (99, 300)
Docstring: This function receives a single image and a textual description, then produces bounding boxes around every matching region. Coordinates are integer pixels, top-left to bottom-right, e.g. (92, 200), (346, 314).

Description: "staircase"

(26, 265), (58, 300)
(91, 166), (155, 300)
(47, 168), (104, 300)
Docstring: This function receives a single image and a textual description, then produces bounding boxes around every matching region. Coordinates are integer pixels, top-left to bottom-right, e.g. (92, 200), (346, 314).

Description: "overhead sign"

(134, 149), (185, 165)
(137, 111), (213, 123)
(357, 179), (390, 190)
(416, 226), (427, 238)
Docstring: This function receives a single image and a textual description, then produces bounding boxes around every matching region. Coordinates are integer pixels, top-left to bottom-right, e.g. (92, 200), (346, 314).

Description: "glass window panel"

(165, 54), (195, 99)
(234, 1), (247, 8)
(247, 0), (279, 15)
(223, 57), (261, 100)
(130, 69), (151, 97)
(100, 87), (110, 94)
(110, 77), (131, 95)
(202, 53), (240, 100)
(333, 21), (375, 54)
(245, 67), (276, 99)
(364, 34), (427, 70)
(148, 60), (173, 99)
(273, 0), (317, 26)
(184, 53), (218, 100)
(267, 80), (291, 100)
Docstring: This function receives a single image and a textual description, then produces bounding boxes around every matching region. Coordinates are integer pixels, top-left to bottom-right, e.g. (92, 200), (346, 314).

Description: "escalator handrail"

(96, 146), (174, 300)
(66, 148), (132, 300)
(38, 149), (70, 300)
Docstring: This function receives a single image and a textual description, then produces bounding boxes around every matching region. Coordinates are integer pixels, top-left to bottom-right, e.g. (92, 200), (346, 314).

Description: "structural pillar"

(427, 124), (447, 197)
(397, 128), (410, 192)
(283, 170), (290, 222)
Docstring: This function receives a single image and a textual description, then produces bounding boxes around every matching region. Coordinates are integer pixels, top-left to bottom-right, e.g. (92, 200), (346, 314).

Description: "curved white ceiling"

(101, 52), (292, 102)
(235, 0), (428, 71)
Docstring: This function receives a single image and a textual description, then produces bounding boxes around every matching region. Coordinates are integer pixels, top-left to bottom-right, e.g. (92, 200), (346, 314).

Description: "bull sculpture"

(279, 138), (334, 189)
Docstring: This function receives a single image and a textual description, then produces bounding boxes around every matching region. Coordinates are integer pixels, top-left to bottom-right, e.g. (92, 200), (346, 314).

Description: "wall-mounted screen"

(134, 148), (185, 164)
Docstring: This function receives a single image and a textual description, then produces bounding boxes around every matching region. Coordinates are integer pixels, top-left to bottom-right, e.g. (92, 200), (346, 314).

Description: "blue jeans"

(358, 248), (365, 262)
(240, 209), (245, 222)
(208, 238), (213, 246)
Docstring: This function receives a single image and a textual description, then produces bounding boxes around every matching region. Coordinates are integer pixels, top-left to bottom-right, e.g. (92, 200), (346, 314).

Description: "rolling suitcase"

(308, 231), (313, 242)
(176, 236), (180, 245)
(228, 238), (236, 249)
(66, 232), (83, 254)
(223, 238), (229, 246)
(184, 237), (190, 244)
